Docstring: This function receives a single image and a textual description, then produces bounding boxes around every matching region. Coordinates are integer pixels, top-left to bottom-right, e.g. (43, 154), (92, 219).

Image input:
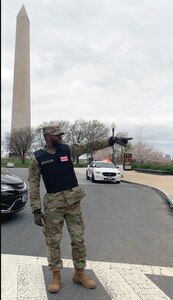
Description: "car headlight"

(1, 184), (14, 192)
(95, 171), (102, 174)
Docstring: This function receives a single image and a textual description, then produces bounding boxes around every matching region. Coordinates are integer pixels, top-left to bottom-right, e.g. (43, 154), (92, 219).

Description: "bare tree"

(132, 142), (166, 164)
(4, 127), (35, 163)
(69, 119), (88, 163)
(69, 119), (87, 144)
(131, 128), (165, 164)
(85, 120), (109, 142)
(84, 120), (110, 161)
(69, 119), (110, 163)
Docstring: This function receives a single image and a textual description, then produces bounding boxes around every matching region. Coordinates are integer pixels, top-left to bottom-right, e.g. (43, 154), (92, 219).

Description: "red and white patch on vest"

(60, 156), (68, 162)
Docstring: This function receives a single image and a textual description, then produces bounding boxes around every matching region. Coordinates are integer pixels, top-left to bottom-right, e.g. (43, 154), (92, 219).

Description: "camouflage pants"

(42, 187), (87, 271)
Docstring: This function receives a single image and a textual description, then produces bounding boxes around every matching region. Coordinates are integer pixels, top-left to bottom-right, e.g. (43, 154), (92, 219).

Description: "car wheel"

(116, 181), (121, 184)
(92, 173), (96, 183)
(86, 171), (90, 180)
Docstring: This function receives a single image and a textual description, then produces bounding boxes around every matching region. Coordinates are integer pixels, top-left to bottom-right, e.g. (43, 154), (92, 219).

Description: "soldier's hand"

(109, 136), (133, 147)
(33, 210), (45, 226)
(116, 137), (133, 147)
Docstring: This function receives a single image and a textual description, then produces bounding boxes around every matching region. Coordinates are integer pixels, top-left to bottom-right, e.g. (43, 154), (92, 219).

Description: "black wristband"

(109, 136), (117, 146)
(33, 209), (41, 214)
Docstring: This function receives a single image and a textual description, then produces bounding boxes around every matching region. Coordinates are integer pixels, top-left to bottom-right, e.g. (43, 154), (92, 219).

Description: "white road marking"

(2, 254), (173, 300)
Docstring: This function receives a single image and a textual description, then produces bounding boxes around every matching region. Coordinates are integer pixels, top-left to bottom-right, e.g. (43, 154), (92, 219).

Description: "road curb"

(122, 179), (173, 209)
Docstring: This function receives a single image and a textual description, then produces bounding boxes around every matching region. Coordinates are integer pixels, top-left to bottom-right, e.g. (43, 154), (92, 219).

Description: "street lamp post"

(111, 122), (116, 165)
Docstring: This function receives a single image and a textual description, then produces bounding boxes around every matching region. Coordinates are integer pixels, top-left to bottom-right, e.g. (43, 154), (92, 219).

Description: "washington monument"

(11, 5), (30, 131)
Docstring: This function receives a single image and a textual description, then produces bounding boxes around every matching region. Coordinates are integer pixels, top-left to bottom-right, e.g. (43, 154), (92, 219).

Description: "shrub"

(132, 162), (173, 175)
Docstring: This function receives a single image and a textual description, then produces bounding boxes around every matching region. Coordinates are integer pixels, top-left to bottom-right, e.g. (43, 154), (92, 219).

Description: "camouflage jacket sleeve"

(28, 155), (42, 213)
(69, 139), (110, 157)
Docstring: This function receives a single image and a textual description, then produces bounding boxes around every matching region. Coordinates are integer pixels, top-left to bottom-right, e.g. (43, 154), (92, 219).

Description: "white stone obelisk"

(11, 5), (30, 131)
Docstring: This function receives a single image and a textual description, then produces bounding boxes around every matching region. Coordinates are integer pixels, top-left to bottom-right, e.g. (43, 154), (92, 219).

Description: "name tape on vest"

(60, 156), (69, 162)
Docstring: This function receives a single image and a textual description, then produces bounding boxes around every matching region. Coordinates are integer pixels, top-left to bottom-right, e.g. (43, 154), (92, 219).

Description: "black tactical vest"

(34, 144), (78, 193)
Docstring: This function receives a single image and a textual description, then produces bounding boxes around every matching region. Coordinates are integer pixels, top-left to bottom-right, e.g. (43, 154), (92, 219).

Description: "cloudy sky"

(2, 0), (173, 157)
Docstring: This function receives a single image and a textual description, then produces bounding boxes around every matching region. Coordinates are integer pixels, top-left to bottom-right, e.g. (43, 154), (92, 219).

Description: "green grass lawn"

(1, 158), (30, 168)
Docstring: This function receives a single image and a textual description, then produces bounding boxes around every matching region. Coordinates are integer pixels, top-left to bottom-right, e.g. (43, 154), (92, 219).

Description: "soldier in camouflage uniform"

(28, 125), (130, 293)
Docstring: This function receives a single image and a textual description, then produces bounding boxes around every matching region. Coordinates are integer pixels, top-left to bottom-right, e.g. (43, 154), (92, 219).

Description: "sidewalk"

(122, 170), (173, 208)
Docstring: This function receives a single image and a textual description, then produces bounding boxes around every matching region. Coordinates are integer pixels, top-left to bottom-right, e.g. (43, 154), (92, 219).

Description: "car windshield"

(95, 162), (116, 168)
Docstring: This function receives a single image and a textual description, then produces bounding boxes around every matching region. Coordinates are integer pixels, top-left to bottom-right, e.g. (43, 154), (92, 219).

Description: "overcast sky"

(2, 0), (173, 157)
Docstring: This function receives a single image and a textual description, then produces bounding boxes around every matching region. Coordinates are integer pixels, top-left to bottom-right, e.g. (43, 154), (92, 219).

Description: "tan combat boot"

(48, 270), (61, 293)
(73, 269), (96, 289)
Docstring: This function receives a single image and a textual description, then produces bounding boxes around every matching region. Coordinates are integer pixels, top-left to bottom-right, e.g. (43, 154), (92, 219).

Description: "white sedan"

(86, 160), (122, 183)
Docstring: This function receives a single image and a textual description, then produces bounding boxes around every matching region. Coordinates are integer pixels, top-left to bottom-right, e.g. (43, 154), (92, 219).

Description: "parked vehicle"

(86, 160), (121, 183)
(1, 170), (28, 214)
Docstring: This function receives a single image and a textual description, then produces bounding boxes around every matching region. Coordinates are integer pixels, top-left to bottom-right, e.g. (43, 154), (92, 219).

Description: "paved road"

(1, 168), (173, 300)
